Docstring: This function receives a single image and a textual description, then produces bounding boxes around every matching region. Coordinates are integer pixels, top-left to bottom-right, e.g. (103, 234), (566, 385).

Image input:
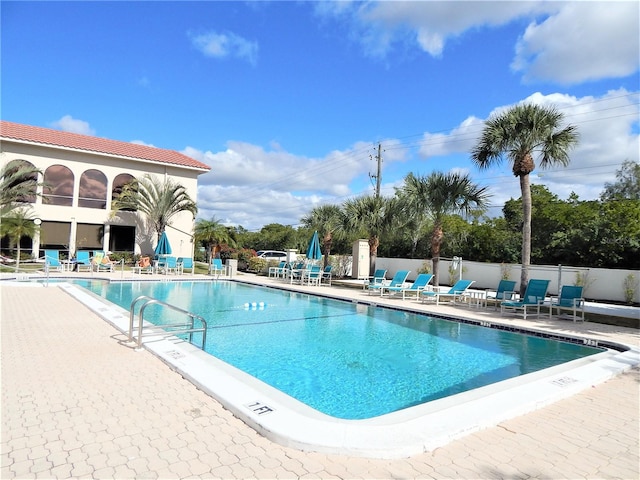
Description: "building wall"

(1, 141), (204, 259)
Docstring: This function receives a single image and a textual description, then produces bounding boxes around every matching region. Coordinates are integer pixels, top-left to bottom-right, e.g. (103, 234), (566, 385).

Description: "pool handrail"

(128, 295), (207, 351)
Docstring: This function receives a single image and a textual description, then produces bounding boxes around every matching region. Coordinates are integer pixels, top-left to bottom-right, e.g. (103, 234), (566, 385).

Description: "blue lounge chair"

(501, 279), (550, 319)
(268, 261), (287, 278)
(383, 273), (434, 300)
(370, 270), (410, 296)
(133, 255), (155, 274)
(421, 279), (475, 305)
(303, 265), (322, 286)
(549, 285), (585, 322)
(321, 265), (333, 286)
(363, 269), (387, 290)
(484, 279), (517, 310)
(290, 263), (311, 284)
(211, 258), (225, 277)
(161, 256), (178, 274)
(44, 249), (63, 272)
(75, 250), (93, 272)
(177, 257), (194, 275)
(94, 252), (116, 272)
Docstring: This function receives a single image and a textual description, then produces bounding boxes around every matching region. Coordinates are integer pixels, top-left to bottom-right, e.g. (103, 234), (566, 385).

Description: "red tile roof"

(0, 121), (210, 171)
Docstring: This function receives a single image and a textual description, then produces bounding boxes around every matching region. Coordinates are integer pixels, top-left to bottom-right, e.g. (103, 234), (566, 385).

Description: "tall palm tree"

(395, 185), (432, 258)
(111, 174), (197, 241)
(400, 172), (491, 286)
(300, 204), (342, 268)
(340, 195), (399, 276)
(194, 217), (237, 267)
(0, 160), (42, 215)
(0, 207), (38, 267)
(471, 103), (579, 293)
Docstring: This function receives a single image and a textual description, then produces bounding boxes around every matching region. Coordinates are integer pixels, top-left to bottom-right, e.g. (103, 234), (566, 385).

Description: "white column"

(69, 218), (77, 257)
(103, 224), (111, 252)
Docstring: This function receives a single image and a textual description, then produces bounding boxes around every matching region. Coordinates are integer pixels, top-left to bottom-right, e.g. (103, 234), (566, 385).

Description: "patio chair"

(421, 279), (475, 305)
(268, 261), (287, 278)
(363, 269), (387, 290)
(549, 285), (585, 322)
(177, 257), (194, 275)
(369, 270), (410, 296)
(484, 279), (517, 310)
(383, 273), (433, 300)
(75, 250), (93, 272)
(94, 252), (116, 273)
(500, 279), (550, 320)
(289, 263), (311, 284)
(133, 255), (154, 274)
(211, 258), (225, 277)
(321, 265), (333, 286)
(162, 256), (178, 275)
(303, 265), (322, 286)
(44, 249), (63, 272)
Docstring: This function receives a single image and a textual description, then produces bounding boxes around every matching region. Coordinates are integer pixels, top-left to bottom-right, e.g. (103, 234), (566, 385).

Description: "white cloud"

(317, 1), (550, 57)
(189, 30), (258, 66)
(130, 139), (155, 147)
(50, 115), (95, 135)
(419, 116), (484, 158)
(316, 1), (638, 84)
(362, 0), (547, 56)
(183, 139), (410, 230)
(512, 2), (640, 84)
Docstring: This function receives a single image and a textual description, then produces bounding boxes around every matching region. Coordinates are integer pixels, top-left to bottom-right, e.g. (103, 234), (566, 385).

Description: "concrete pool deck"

(2, 272), (639, 478)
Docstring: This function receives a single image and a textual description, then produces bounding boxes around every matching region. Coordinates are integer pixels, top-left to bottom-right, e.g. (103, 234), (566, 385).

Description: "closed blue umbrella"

(306, 231), (322, 261)
(154, 231), (172, 256)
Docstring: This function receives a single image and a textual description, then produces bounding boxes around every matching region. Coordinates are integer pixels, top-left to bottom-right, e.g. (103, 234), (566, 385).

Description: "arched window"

(78, 169), (107, 209)
(43, 165), (74, 206)
(4, 159), (38, 204)
(112, 173), (137, 211)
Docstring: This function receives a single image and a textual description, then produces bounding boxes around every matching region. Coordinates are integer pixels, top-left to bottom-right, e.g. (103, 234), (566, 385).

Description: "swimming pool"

(53, 278), (637, 457)
(72, 279), (602, 420)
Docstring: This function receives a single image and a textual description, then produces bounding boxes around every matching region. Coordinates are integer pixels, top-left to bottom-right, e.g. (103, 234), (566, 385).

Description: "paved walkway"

(1, 276), (639, 479)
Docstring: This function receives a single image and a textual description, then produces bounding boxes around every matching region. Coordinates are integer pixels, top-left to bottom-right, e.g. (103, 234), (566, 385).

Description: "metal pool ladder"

(128, 296), (208, 351)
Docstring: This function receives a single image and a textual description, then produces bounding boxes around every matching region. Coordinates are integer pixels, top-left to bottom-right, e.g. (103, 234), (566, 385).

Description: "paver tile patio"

(2, 281), (638, 479)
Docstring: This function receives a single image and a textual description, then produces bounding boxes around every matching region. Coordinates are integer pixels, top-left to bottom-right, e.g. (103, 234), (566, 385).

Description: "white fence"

(369, 258), (640, 304)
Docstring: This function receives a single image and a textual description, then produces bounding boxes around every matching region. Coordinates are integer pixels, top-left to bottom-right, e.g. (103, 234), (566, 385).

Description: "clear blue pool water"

(74, 279), (601, 420)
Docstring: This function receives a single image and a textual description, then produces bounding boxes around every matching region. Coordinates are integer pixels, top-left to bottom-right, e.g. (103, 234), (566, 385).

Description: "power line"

(203, 95), (638, 224)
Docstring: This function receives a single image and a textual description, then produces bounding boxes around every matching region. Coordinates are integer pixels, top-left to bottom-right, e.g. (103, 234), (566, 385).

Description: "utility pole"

(369, 143), (383, 197)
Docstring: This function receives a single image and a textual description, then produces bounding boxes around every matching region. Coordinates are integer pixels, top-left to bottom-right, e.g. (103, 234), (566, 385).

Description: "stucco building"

(0, 120), (210, 259)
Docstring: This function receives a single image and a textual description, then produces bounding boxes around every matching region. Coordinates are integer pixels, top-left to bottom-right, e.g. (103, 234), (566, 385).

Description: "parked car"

(256, 250), (288, 262)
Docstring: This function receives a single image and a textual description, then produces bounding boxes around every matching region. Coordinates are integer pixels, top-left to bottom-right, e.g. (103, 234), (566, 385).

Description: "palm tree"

(340, 195), (399, 276)
(0, 207), (38, 267)
(471, 103), (579, 293)
(0, 160), (42, 215)
(300, 204), (342, 268)
(111, 174), (197, 241)
(395, 186), (432, 258)
(400, 172), (491, 286)
(194, 217), (237, 268)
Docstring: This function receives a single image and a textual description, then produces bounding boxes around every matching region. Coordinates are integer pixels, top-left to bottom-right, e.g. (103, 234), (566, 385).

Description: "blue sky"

(3, 1), (639, 231)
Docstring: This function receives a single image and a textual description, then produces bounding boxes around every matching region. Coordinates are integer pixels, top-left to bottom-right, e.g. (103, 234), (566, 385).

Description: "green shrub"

(500, 262), (512, 280)
(574, 270), (595, 296)
(417, 260), (432, 275)
(623, 274), (638, 304)
(329, 255), (350, 279)
(248, 257), (267, 273)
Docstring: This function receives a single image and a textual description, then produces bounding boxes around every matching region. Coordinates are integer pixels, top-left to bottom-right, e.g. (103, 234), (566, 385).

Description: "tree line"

(211, 160), (638, 275)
